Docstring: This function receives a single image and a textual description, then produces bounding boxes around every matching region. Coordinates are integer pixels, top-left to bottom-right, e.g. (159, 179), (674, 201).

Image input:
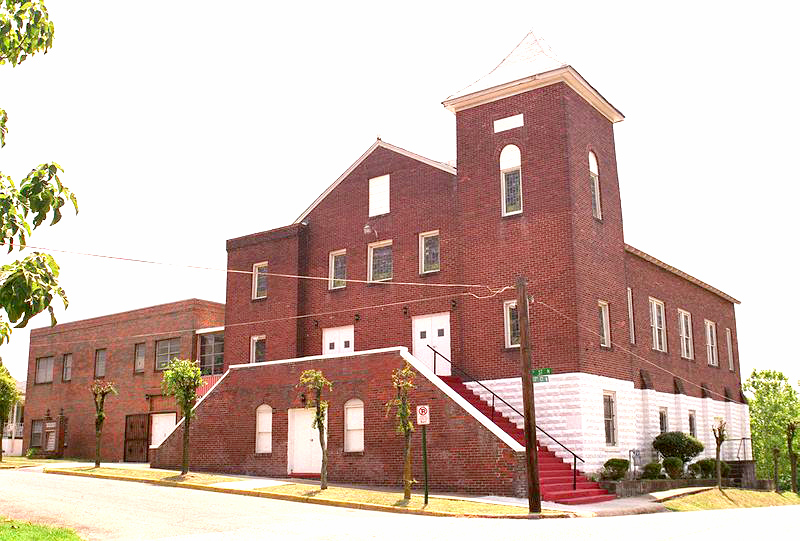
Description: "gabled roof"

(625, 244), (740, 305)
(442, 32), (624, 123)
(294, 139), (456, 224)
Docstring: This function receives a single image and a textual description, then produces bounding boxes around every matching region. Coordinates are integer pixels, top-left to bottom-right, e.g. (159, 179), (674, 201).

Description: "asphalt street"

(0, 469), (795, 540)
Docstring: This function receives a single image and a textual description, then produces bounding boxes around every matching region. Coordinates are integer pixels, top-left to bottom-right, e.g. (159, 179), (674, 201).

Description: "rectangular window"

(678, 309), (694, 360)
(705, 320), (718, 366)
(35, 357), (54, 384)
(367, 240), (393, 282)
(659, 408), (669, 434)
(256, 405), (272, 454)
(30, 420), (43, 448)
(502, 169), (522, 215)
(598, 301), (611, 348)
(368, 174), (390, 217)
(62, 354), (72, 382)
(649, 298), (667, 352)
(603, 392), (617, 446)
(493, 113), (524, 133)
(328, 250), (347, 289)
(726, 328), (734, 371)
(252, 261), (268, 300)
(419, 230), (440, 274)
(504, 300), (520, 348)
(134, 343), (146, 373)
(688, 410), (697, 438)
(344, 400), (365, 452)
(251, 335), (266, 363)
(155, 338), (181, 371)
(199, 333), (225, 375)
(627, 287), (635, 344)
(94, 349), (107, 378)
(590, 171), (602, 220)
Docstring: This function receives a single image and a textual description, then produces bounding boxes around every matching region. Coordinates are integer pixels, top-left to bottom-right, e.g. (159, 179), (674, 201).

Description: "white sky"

(1, 1), (798, 389)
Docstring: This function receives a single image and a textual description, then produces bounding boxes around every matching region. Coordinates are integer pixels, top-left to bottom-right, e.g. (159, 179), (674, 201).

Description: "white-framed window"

(649, 298), (667, 352)
(94, 349), (107, 378)
(603, 392), (617, 446)
(589, 151), (602, 220)
(688, 410), (697, 438)
(627, 287), (635, 344)
(250, 335), (266, 363)
(598, 300), (611, 348)
(328, 249), (347, 289)
(62, 354), (73, 382)
(30, 420), (43, 447)
(252, 261), (268, 300)
(500, 144), (522, 216)
(134, 342), (145, 373)
(255, 404), (272, 454)
(367, 240), (393, 282)
(659, 407), (669, 434)
(344, 398), (365, 452)
(705, 320), (718, 366)
(35, 356), (54, 384)
(155, 338), (180, 371)
(493, 113), (524, 133)
(726, 328), (734, 371)
(368, 174), (390, 217)
(504, 300), (520, 348)
(199, 333), (224, 375)
(678, 309), (694, 360)
(419, 230), (440, 274)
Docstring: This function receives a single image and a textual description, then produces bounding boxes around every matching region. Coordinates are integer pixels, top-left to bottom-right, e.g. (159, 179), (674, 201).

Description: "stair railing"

(426, 345), (584, 490)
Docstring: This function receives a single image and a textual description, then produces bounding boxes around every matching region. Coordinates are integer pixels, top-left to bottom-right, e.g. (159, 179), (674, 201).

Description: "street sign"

(530, 368), (552, 376)
(532, 375), (549, 383)
(416, 405), (430, 425)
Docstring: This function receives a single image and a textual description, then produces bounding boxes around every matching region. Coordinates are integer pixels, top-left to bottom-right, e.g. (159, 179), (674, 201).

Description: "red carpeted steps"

(440, 375), (616, 505)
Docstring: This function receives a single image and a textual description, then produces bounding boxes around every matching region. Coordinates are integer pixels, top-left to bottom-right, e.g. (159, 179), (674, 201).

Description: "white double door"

(288, 408), (327, 474)
(322, 325), (354, 355)
(412, 312), (451, 375)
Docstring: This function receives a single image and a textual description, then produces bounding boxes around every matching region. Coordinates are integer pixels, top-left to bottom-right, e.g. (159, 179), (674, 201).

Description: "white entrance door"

(322, 325), (354, 355)
(150, 413), (177, 447)
(288, 408), (327, 474)
(412, 312), (451, 375)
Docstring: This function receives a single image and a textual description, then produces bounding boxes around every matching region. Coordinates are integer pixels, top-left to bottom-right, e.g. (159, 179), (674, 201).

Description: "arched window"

(344, 398), (364, 452)
(255, 404), (272, 454)
(499, 145), (522, 216)
(588, 151), (602, 220)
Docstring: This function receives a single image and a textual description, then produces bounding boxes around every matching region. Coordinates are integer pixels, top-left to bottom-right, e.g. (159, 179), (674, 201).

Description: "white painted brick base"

(465, 373), (751, 474)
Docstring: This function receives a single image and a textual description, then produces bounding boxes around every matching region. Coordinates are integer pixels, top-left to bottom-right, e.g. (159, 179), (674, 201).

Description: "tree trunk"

(95, 419), (103, 468)
(773, 448), (780, 493)
(0, 419), (5, 462)
(403, 430), (412, 500)
(788, 423), (797, 493)
(319, 421), (328, 490)
(181, 414), (190, 475)
(715, 443), (722, 489)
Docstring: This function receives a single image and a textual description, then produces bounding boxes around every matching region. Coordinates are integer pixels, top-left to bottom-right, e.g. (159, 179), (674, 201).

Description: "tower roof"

(443, 32), (624, 123)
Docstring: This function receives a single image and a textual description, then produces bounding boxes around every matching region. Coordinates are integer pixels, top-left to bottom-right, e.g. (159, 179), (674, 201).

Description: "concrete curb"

(652, 486), (716, 503)
(43, 468), (574, 520)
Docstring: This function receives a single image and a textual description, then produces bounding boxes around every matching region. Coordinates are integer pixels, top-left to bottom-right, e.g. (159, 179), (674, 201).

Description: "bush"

(693, 458), (731, 479)
(687, 462), (703, 478)
(641, 461), (663, 480)
(25, 447), (38, 459)
(601, 458), (630, 481)
(663, 457), (684, 479)
(652, 432), (704, 463)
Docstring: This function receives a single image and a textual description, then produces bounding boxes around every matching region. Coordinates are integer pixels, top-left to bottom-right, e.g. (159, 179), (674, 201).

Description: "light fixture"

(363, 224), (378, 237)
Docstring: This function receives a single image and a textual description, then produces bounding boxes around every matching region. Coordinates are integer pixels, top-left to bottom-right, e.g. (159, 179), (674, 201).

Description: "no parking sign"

(416, 405), (430, 425)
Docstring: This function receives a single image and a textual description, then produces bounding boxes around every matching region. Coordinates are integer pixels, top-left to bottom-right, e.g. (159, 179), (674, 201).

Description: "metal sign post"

(416, 405), (430, 505)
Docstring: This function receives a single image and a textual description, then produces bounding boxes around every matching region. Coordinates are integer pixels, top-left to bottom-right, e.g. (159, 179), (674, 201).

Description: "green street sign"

(532, 375), (549, 383)
(530, 368), (552, 376)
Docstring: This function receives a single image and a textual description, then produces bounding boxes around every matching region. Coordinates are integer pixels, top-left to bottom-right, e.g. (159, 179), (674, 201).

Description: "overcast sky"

(1, 1), (798, 390)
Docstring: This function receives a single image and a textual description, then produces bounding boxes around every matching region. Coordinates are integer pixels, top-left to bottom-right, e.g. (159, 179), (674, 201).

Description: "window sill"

(251, 296), (268, 303)
(133, 371), (145, 375)
(600, 344), (612, 351)
(61, 380), (72, 384)
(367, 279), (392, 285)
(593, 216), (604, 224)
(254, 452), (272, 457)
(328, 285), (346, 292)
(650, 348), (669, 355)
(420, 269), (440, 276)
(502, 346), (520, 352)
(501, 210), (523, 219)
(344, 451), (365, 457)
(34, 381), (53, 386)
(681, 356), (694, 361)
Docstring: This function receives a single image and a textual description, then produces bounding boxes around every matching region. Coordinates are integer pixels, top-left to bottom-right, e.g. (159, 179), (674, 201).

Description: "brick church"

(24, 34), (750, 504)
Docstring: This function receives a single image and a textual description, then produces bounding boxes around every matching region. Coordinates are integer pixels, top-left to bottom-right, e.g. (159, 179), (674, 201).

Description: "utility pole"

(517, 276), (541, 513)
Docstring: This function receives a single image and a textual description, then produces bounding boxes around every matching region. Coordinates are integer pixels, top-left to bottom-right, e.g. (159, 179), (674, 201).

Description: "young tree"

(386, 363), (415, 500)
(788, 420), (798, 493)
(772, 447), (781, 493)
(1, 1), (78, 345)
(712, 418), (727, 489)
(0, 359), (20, 462)
(161, 359), (203, 476)
(298, 369), (332, 490)
(90, 380), (117, 468)
(743, 369), (800, 489)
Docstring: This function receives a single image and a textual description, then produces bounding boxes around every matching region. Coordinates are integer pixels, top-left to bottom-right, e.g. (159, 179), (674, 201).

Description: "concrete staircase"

(441, 375), (615, 505)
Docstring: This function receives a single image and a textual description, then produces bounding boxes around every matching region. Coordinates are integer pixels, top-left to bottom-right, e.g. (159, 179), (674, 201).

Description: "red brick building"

(24, 299), (224, 462)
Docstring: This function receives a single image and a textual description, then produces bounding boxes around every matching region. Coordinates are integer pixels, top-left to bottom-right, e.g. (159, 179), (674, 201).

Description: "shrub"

(687, 462), (703, 478)
(601, 458), (630, 481)
(25, 447), (38, 459)
(652, 432), (704, 463)
(663, 457), (684, 479)
(641, 461), (663, 480)
(693, 458), (731, 479)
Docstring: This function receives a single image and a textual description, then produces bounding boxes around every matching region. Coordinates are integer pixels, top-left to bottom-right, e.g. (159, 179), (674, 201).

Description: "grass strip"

(44, 467), (240, 485)
(664, 488), (800, 512)
(0, 517), (82, 540)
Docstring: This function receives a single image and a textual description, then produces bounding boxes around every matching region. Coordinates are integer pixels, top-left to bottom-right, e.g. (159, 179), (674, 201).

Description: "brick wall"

(24, 299), (224, 462)
(151, 349), (527, 496)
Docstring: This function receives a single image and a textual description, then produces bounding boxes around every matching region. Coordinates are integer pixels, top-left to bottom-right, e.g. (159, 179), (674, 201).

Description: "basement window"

(659, 408), (669, 434)
(688, 410), (697, 438)
(30, 420), (43, 448)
